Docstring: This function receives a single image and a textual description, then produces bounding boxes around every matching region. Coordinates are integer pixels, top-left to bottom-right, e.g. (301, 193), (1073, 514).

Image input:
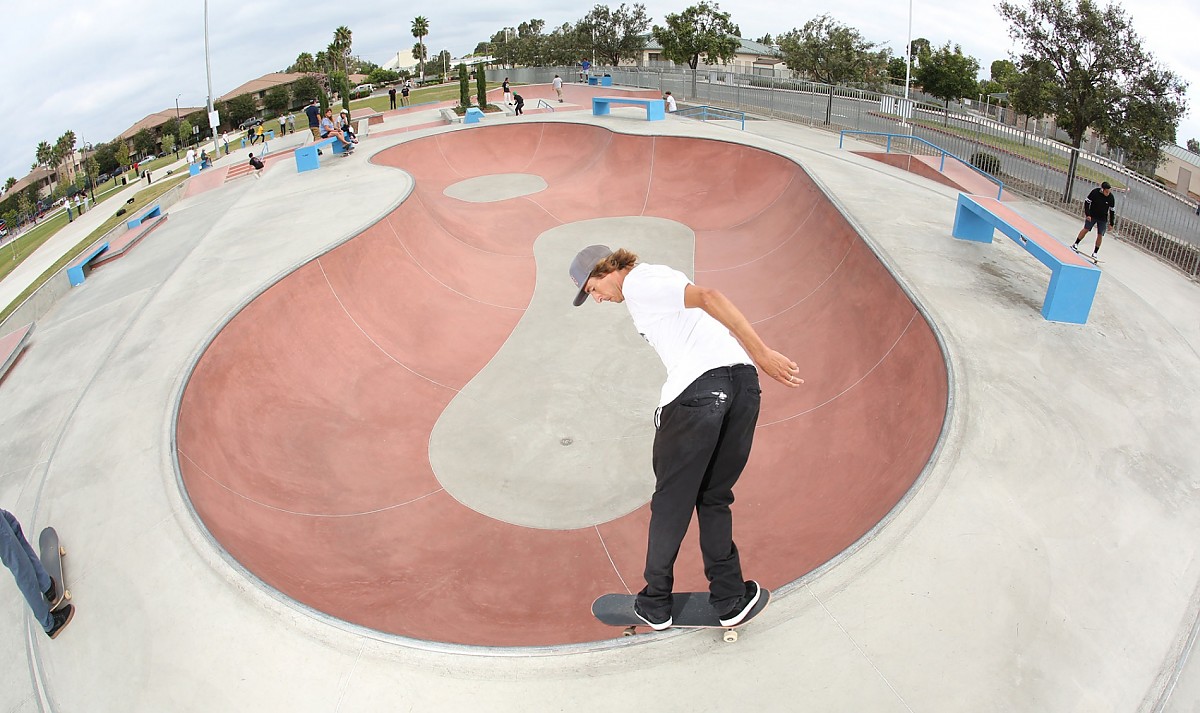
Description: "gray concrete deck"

(1, 101), (1198, 712)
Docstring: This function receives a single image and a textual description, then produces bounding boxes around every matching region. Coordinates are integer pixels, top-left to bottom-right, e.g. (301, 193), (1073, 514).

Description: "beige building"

(217, 72), (316, 113)
(117, 107), (206, 157)
(1157, 144), (1200, 200)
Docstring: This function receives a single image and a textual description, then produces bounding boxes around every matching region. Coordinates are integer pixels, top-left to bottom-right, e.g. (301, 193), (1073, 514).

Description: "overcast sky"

(2, 0), (1197, 185)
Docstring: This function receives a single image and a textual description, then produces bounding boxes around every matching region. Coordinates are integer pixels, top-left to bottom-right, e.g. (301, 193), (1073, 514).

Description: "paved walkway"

(1, 95), (1198, 712)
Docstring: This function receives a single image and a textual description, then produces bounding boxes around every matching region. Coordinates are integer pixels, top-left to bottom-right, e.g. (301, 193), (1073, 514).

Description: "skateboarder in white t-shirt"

(569, 245), (803, 630)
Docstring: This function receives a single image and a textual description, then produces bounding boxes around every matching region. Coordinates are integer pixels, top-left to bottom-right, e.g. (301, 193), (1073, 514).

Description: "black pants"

(636, 364), (761, 619)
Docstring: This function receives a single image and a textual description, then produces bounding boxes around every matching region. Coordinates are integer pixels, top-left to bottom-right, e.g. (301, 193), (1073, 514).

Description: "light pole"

(174, 94), (182, 159)
(901, 0), (914, 126)
(204, 0), (218, 155)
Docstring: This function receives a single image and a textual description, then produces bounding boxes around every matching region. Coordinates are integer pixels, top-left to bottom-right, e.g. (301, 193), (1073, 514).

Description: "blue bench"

(952, 193), (1101, 324)
(464, 107), (485, 124)
(593, 97), (664, 121)
(294, 136), (353, 172)
(126, 204), (161, 230)
(67, 241), (111, 287)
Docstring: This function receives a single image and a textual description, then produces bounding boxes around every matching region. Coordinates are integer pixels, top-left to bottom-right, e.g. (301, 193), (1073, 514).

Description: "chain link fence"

(492, 65), (1200, 278)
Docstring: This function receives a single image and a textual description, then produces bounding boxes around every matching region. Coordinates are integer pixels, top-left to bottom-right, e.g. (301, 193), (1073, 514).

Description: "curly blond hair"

(588, 248), (638, 280)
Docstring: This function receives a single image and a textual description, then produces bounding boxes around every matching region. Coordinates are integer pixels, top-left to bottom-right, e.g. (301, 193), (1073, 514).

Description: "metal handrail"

(676, 105), (745, 130)
(840, 130), (1005, 199)
(535, 99), (556, 112)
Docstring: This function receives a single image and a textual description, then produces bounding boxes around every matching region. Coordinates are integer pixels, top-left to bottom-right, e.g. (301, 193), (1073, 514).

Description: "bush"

(970, 151), (1001, 175)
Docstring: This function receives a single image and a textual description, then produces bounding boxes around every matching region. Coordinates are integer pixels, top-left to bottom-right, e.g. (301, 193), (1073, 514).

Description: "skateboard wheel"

(622, 626), (636, 637)
(64, 590), (71, 601)
(59, 546), (66, 557)
(723, 630), (738, 643)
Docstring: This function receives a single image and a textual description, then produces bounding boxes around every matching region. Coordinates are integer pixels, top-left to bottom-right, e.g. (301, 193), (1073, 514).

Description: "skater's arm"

(684, 284), (802, 388)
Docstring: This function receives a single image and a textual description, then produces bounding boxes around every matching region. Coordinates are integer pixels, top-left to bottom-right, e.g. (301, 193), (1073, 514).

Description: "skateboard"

(592, 588), (770, 642)
(38, 527), (71, 611)
(1070, 244), (1103, 264)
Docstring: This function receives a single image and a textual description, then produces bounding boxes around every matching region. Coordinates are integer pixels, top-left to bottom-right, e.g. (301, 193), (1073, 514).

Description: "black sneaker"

(1071, 243), (1080, 253)
(46, 603), (74, 639)
(719, 580), (762, 626)
(44, 579), (57, 603)
(633, 600), (672, 631)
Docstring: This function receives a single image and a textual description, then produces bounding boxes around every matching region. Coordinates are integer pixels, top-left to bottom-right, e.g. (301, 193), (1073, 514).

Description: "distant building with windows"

(629, 36), (784, 76)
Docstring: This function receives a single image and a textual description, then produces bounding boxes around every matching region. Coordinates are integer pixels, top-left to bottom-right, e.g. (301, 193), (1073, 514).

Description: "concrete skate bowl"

(175, 122), (948, 648)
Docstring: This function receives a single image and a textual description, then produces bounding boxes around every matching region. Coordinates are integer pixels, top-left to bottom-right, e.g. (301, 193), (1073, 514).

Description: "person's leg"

(1075, 219), (1093, 247)
(1093, 222), (1106, 254)
(636, 373), (727, 621)
(0, 510), (54, 631)
(694, 367), (761, 612)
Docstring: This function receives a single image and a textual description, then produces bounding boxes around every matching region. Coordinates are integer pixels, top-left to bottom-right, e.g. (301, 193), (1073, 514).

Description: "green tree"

(887, 56), (908, 84)
(545, 23), (586, 65)
(226, 94), (259, 127)
(652, 2), (741, 96)
(328, 71), (352, 110)
(412, 16), (430, 81)
(315, 50), (331, 73)
(161, 134), (176, 156)
(17, 192), (33, 226)
(264, 85), (291, 115)
(916, 42), (981, 113)
(580, 3), (651, 66)
(477, 66), (488, 108)
(292, 76), (324, 105)
(998, 0), (1188, 162)
(908, 37), (932, 66)
(412, 42), (428, 76)
(55, 131), (77, 167)
(458, 63), (471, 107)
(85, 156), (99, 193)
(755, 34), (773, 45)
(35, 141), (53, 168)
(133, 128), (156, 157)
(178, 119), (193, 148)
(333, 26), (353, 74)
(1187, 138), (1199, 154)
(93, 142), (118, 175)
(4, 177), (15, 191)
(777, 15), (889, 86)
(290, 52), (316, 73)
(115, 142), (130, 174)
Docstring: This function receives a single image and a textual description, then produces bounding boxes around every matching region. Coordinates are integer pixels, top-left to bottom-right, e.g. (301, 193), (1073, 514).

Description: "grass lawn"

(0, 173), (188, 324)
(347, 81), (490, 114)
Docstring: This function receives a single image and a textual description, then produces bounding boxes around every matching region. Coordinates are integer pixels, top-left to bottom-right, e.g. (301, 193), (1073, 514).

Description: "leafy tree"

(290, 52), (315, 73)
(264, 86), (291, 115)
(84, 156), (99, 194)
(315, 51), (331, 73)
(93, 142), (118, 175)
(545, 23), (587, 65)
(133, 128), (156, 157)
(17, 192), (33, 225)
(4, 177), (15, 191)
(178, 119), (193, 148)
(161, 134), (176, 156)
(367, 67), (400, 85)
(292, 76), (323, 105)
(412, 16), (430, 81)
(777, 15), (889, 86)
(115, 142), (130, 173)
(477, 66), (488, 108)
(580, 3), (650, 66)
(226, 94), (259, 127)
(887, 56), (908, 84)
(1187, 138), (1199, 154)
(916, 42), (980, 111)
(652, 2), (740, 96)
(998, 0), (1188, 162)
(55, 131), (76, 166)
(908, 37), (932, 66)
(412, 42), (428, 74)
(755, 34), (773, 45)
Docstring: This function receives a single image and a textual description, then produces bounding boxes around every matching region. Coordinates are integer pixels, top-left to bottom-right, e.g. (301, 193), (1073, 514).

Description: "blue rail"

(838, 130), (1004, 199)
(675, 105), (745, 131)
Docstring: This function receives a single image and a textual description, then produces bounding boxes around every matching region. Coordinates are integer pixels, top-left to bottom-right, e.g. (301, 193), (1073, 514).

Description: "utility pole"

(204, 0), (218, 155)
(174, 94), (182, 159)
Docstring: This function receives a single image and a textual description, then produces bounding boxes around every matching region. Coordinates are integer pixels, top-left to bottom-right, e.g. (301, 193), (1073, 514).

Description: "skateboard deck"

(38, 527), (71, 611)
(1070, 244), (1103, 264)
(592, 589), (770, 642)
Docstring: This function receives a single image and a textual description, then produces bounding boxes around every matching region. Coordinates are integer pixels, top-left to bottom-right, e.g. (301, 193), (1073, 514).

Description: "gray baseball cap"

(569, 244), (612, 306)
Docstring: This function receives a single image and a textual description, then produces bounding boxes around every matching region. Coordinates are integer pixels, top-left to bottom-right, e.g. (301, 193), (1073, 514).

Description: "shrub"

(970, 151), (1001, 175)
(458, 63), (471, 107)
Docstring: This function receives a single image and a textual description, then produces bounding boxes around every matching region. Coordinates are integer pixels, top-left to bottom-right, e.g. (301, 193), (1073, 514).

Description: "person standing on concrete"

(221, 132), (230, 155)
(1, 508), (74, 639)
(1073, 181), (1116, 260)
(389, 86), (397, 110)
(305, 99), (322, 141)
(553, 74), (564, 102)
(567, 245), (802, 631)
(503, 77), (512, 105)
(186, 147), (196, 165)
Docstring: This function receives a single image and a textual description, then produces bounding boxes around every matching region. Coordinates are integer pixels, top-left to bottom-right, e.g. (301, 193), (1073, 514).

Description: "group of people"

(387, 79), (413, 110)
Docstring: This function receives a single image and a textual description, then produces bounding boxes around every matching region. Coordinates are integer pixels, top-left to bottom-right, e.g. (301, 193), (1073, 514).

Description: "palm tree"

(411, 16), (429, 82)
(4, 177), (16, 192)
(334, 26), (352, 74)
(35, 141), (53, 169)
(292, 52), (315, 73)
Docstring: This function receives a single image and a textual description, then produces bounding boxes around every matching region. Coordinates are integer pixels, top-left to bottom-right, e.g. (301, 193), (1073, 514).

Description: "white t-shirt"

(665, 95), (677, 112)
(553, 77), (563, 89)
(622, 263), (752, 406)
